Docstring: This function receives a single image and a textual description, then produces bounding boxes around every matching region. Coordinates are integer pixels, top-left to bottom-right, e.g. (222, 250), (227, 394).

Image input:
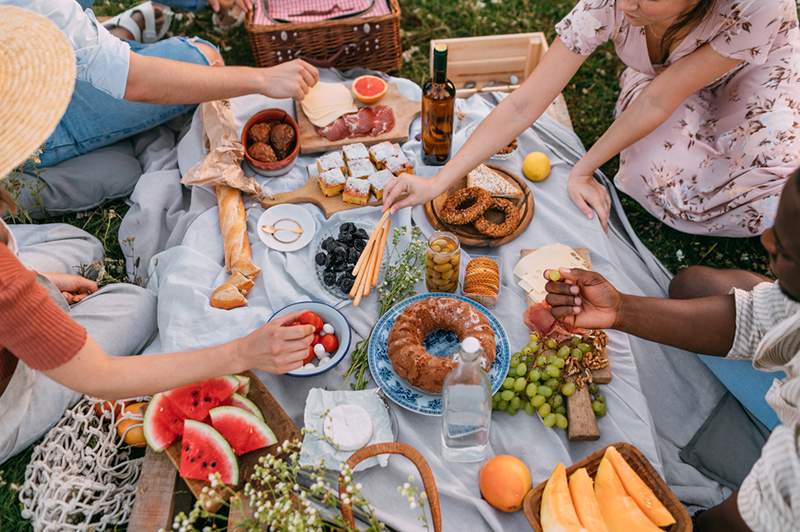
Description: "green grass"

(0, 0), (772, 527)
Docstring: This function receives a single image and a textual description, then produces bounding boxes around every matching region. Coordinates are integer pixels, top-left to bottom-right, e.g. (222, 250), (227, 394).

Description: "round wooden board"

(423, 165), (534, 247)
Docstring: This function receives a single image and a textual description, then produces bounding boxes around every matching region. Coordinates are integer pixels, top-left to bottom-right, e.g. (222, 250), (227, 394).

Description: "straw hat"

(0, 6), (76, 179)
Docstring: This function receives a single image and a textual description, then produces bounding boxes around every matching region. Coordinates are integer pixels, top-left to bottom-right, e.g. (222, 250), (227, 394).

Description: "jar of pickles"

(426, 231), (460, 293)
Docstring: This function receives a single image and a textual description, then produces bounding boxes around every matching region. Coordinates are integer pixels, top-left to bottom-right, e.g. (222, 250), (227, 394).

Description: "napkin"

(301, 388), (394, 471)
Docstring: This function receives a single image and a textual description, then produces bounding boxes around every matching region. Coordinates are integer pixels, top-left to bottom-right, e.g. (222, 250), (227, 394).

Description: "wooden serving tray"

(163, 371), (300, 508)
(295, 83), (420, 155)
(523, 443), (691, 532)
(424, 165), (534, 247)
(519, 248), (611, 441)
(259, 176), (381, 218)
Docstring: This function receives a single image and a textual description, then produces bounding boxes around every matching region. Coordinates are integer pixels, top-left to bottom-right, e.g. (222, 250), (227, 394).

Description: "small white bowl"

(269, 301), (352, 377)
(257, 204), (316, 253)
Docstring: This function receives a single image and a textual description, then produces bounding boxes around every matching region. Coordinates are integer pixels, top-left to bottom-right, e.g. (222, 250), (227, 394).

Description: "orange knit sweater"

(0, 244), (86, 383)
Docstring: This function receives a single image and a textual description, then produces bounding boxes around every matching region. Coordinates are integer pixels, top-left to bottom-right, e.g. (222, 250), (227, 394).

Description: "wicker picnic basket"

(523, 442), (692, 532)
(245, 0), (403, 73)
(339, 442), (442, 531)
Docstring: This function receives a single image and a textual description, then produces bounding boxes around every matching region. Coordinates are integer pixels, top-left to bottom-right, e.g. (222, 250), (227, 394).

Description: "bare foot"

(108, 3), (168, 42)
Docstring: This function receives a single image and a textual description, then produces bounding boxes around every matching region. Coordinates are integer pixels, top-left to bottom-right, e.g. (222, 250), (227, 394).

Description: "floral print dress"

(556, 0), (800, 236)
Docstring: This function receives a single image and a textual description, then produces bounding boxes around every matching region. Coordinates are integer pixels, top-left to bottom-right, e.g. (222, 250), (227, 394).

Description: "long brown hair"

(658, 0), (716, 63)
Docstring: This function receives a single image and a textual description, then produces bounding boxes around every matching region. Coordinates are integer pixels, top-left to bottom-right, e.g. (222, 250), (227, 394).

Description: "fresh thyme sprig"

(344, 225), (426, 390)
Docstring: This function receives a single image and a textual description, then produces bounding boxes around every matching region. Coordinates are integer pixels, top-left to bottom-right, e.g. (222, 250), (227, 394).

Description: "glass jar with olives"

(426, 231), (460, 293)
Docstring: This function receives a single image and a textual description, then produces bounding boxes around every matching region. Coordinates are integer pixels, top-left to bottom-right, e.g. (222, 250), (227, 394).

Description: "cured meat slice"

(317, 105), (396, 141)
(523, 302), (585, 338)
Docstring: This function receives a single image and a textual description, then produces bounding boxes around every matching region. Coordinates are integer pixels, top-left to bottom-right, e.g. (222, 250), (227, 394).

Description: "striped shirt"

(728, 281), (800, 531)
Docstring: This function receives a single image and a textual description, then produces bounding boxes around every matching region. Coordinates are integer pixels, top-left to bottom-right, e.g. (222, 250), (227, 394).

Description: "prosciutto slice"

(317, 105), (395, 141)
(523, 302), (584, 338)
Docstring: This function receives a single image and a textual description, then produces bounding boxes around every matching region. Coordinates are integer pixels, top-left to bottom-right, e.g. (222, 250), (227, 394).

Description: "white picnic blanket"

(120, 71), (729, 530)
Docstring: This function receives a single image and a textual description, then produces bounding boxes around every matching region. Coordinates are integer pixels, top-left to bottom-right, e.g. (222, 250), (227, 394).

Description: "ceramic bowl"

(241, 108), (300, 177)
(269, 301), (352, 377)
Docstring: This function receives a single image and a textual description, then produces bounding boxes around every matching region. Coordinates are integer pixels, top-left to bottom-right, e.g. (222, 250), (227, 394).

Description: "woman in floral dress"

(385, 0), (800, 237)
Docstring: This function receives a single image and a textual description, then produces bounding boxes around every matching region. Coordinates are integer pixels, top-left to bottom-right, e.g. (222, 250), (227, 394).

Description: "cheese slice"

(513, 244), (589, 303)
(467, 164), (522, 199)
(322, 404), (373, 451)
(301, 82), (357, 127)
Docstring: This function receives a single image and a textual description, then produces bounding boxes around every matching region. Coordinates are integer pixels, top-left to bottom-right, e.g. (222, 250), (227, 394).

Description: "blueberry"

(354, 228), (368, 239)
(315, 252), (328, 266)
(354, 239), (366, 252)
(339, 232), (353, 245)
(332, 246), (347, 261)
(323, 271), (336, 286)
(322, 237), (336, 252)
(341, 222), (356, 233)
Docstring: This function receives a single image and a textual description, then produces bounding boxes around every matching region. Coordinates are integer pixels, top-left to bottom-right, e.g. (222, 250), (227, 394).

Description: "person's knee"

(194, 42), (224, 67)
(669, 265), (716, 299)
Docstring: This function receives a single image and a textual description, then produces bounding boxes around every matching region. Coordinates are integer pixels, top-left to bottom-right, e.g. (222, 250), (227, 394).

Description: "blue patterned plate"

(368, 293), (511, 416)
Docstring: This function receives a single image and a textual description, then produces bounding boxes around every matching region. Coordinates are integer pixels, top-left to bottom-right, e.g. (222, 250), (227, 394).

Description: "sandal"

(102, 1), (173, 44)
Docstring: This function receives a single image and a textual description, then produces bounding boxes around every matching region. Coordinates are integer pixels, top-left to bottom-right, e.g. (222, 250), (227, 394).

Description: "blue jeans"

(40, 37), (212, 168)
(77, 0), (209, 10)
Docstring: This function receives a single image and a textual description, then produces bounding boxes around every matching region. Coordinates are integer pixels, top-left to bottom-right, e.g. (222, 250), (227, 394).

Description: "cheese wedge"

(467, 164), (522, 199)
(513, 244), (589, 303)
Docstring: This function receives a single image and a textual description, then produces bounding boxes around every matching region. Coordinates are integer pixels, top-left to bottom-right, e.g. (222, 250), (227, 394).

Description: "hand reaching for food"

(43, 272), (98, 305)
(382, 172), (445, 212)
(567, 172), (611, 232)
(544, 268), (621, 329)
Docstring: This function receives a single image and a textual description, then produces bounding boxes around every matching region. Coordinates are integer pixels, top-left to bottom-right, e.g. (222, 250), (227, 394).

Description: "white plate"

(256, 204), (316, 252)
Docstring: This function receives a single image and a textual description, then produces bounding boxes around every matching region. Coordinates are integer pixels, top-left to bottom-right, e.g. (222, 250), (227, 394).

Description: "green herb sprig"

(344, 225), (426, 390)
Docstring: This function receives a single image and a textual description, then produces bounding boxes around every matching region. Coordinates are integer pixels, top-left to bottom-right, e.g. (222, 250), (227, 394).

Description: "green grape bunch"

(491, 331), (610, 432)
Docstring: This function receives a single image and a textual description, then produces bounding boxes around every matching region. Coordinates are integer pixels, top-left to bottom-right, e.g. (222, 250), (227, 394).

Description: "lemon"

(522, 151), (551, 182)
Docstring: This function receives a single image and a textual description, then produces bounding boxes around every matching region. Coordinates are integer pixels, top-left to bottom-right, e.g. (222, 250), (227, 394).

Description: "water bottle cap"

(461, 337), (481, 355)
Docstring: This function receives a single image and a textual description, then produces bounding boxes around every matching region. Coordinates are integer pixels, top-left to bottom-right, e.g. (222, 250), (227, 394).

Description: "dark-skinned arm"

(544, 268), (737, 356)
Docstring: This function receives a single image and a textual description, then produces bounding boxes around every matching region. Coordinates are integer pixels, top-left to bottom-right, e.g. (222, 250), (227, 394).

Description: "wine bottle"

(421, 43), (456, 166)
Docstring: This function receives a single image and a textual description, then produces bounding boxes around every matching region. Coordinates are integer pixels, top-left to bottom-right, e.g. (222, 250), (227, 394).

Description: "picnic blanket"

(118, 71), (730, 530)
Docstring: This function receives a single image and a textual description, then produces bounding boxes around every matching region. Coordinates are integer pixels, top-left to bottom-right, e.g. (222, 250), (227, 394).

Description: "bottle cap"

(434, 43), (447, 53)
(461, 337), (481, 355)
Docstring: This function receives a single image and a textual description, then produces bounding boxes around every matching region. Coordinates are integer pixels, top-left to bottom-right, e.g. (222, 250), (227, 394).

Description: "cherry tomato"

(297, 311), (324, 333)
(320, 334), (339, 353)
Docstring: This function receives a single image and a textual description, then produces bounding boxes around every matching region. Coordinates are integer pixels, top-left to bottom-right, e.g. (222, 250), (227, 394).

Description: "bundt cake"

(387, 297), (496, 393)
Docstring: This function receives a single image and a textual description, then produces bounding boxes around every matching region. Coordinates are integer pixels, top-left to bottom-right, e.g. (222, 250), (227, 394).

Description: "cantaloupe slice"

(604, 446), (675, 527)
(541, 464), (586, 532)
(594, 457), (661, 532)
(568, 468), (609, 532)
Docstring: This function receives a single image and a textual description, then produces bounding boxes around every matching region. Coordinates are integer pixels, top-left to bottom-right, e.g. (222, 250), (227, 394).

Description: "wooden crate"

(430, 33), (572, 129)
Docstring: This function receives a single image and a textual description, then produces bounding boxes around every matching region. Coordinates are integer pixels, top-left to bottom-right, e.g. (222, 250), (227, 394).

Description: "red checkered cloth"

(253, 0), (390, 25)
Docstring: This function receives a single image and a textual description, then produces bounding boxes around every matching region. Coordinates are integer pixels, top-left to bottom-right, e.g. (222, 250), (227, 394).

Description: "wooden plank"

(566, 380), (600, 441)
(259, 175), (381, 218)
(430, 33), (547, 69)
(129, 448), (178, 531)
(295, 83), (420, 155)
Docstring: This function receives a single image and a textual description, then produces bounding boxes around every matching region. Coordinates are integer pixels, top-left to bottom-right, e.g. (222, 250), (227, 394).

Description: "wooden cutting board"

(424, 165), (534, 247)
(258, 176), (381, 218)
(295, 83), (420, 155)
(163, 371), (300, 509)
(519, 248), (611, 441)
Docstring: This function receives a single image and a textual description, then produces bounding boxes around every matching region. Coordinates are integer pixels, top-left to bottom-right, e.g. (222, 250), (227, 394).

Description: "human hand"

(567, 171), (610, 232)
(382, 173), (445, 213)
(544, 268), (621, 329)
(43, 272), (98, 304)
(236, 312), (316, 374)
(258, 60), (319, 101)
(208, 0), (253, 13)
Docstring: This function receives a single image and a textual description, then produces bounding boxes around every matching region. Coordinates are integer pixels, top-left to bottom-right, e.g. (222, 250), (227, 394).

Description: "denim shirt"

(2, 0), (131, 99)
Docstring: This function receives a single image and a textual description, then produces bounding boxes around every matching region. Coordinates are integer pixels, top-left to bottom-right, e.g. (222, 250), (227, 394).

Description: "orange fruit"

(94, 400), (125, 418)
(116, 402), (148, 448)
(352, 75), (388, 104)
(479, 455), (532, 512)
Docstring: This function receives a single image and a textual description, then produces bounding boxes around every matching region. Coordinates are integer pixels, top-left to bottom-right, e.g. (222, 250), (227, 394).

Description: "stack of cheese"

(301, 83), (357, 127)
(513, 243), (589, 303)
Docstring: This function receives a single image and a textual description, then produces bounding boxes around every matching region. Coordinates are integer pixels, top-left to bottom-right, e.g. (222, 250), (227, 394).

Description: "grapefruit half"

(352, 75), (388, 104)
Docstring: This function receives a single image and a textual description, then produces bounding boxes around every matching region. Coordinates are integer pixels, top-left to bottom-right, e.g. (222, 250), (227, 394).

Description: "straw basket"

(523, 442), (691, 531)
(339, 442), (442, 531)
(245, 0), (402, 73)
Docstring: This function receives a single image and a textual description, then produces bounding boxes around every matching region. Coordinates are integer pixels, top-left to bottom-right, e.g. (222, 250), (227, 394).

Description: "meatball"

(248, 142), (277, 163)
(269, 123), (295, 158)
(248, 122), (272, 144)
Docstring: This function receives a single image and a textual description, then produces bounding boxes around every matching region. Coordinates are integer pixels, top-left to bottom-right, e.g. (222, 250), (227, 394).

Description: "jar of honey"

(426, 231), (460, 293)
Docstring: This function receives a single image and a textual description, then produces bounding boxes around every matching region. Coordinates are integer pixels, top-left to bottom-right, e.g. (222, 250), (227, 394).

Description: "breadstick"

(371, 220), (390, 288)
(352, 210), (392, 276)
(363, 221), (385, 298)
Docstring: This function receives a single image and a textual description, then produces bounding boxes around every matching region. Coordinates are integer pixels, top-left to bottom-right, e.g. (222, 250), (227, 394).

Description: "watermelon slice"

(179, 420), (239, 485)
(224, 393), (264, 421)
(209, 406), (277, 456)
(143, 392), (184, 451)
(234, 375), (251, 395)
(164, 376), (239, 421)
